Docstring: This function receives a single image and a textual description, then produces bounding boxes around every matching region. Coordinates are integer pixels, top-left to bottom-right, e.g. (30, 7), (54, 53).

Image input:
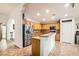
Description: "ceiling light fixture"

(42, 18), (46, 22)
(36, 13), (40, 16)
(46, 9), (50, 14)
(65, 3), (70, 7)
(64, 14), (68, 17)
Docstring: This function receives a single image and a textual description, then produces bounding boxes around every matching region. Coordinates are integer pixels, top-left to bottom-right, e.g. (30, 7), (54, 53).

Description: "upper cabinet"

(41, 24), (49, 30)
(22, 18), (60, 31)
(41, 22), (60, 30)
(32, 23), (41, 30)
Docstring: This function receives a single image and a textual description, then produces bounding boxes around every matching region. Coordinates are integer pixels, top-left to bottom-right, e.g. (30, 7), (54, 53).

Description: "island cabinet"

(32, 37), (40, 56)
(32, 33), (56, 56)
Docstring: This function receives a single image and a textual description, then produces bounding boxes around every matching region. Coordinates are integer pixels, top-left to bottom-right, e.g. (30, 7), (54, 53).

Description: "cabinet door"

(42, 24), (49, 30)
(33, 23), (41, 30)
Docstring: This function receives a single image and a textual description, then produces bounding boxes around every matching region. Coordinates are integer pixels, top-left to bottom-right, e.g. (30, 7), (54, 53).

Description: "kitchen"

(21, 3), (79, 56)
(0, 3), (79, 56)
(22, 16), (60, 56)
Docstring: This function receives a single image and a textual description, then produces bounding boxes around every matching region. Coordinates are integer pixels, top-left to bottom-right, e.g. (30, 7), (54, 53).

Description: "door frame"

(60, 18), (76, 44)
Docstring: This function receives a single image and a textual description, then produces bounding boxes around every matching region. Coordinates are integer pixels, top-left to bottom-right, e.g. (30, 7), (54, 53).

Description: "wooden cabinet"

(32, 23), (41, 30)
(32, 37), (40, 56)
(41, 24), (50, 34)
(55, 33), (60, 41)
(55, 23), (60, 30)
(41, 24), (49, 30)
(41, 22), (60, 30)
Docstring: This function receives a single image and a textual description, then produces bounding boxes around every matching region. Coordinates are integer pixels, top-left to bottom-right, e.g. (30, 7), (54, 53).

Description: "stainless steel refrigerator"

(22, 24), (33, 47)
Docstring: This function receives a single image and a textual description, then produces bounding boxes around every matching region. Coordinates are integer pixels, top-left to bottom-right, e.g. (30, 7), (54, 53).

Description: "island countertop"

(32, 32), (56, 39)
(40, 32), (55, 37)
(32, 36), (40, 40)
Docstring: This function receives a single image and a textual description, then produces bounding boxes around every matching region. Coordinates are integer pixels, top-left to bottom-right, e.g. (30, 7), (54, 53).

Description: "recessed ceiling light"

(36, 13), (40, 16)
(65, 3), (69, 7)
(64, 14), (68, 17)
(42, 18), (46, 22)
(46, 9), (50, 14)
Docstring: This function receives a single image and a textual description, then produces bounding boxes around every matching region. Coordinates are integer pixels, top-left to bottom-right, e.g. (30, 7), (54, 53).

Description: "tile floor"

(0, 45), (32, 56)
(0, 40), (79, 56)
(49, 41), (79, 56)
(0, 40), (32, 56)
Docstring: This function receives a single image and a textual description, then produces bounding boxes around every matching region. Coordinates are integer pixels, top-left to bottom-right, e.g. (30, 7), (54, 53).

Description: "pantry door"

(62, 20), (73, 43)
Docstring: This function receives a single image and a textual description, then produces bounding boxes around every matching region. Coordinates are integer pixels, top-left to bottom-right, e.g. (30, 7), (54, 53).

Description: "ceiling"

(24, 3), (79, 23)
(0, 3), (22, 23)
(0, 3), (79, 23)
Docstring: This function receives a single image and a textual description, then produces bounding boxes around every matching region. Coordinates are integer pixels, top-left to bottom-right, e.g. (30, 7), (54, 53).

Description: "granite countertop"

(40, 33), (50, 37)
(40, 32), (55, 37)
(32, 36), (40, 40)
(32, 32), (56, 40)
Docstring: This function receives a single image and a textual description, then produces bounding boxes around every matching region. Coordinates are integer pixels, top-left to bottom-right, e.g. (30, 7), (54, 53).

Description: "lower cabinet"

(32, 38), (40, 56)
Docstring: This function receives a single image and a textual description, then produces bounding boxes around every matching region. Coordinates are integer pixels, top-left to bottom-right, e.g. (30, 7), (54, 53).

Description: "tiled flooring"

(0, 40), (32, 56)
(0, 45), (32, 56)
(0, 40), (79, 56)
(49, 41), (79, 56)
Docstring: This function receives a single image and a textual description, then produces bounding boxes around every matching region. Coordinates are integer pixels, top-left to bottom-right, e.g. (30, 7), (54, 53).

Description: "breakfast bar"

(32, 32), (56, 56)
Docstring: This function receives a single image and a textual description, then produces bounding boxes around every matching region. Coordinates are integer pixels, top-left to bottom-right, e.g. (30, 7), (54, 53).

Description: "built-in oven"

(50, 26), (56, 32)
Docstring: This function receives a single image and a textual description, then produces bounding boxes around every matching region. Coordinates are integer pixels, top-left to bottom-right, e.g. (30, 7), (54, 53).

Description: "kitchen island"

(32, 32), (56, 56)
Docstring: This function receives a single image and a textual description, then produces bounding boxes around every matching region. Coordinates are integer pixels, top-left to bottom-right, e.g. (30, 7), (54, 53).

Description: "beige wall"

(8, 4), (24, 48)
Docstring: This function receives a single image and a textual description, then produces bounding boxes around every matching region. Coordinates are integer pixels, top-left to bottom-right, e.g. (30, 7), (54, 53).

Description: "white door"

(62, 21), (73, 43)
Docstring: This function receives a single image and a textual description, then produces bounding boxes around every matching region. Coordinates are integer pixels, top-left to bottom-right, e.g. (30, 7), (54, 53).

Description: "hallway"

(49, 41), (79, 56)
